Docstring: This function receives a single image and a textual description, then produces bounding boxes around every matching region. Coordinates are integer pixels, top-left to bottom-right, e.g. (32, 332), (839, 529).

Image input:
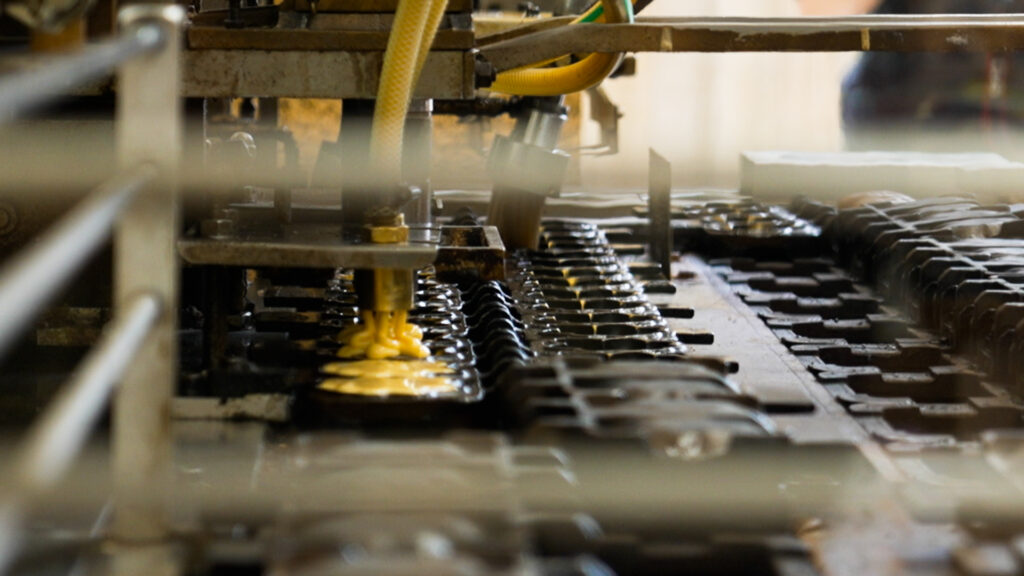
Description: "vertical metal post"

(112, 4), (183, 542)
(648, 149), (672, 279)
(404, 98), (433, 232)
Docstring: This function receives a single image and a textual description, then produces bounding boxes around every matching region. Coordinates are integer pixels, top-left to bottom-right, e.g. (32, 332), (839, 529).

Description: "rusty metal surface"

(187, 25), (474, 51)
(434, 225), (506, 282)
(481, 15), (1024, 73)
(188, 10), (475, 51)
(178, 230), (437, 269)
(182, 49), (474, 99)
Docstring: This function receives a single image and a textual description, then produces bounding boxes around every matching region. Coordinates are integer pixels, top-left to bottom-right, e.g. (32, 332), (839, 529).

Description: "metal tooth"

(545, 338), (678, 353)
(460, 279), (532, 387)
(532, 256), (621, 268)
(495, 357), (761, 440)
(545, 323), (667, 337)
(530, 264), (625, 277)
(504, 222), (689, 360)
(720, 197), (1024, 445)
(799, 196), (1024, 394)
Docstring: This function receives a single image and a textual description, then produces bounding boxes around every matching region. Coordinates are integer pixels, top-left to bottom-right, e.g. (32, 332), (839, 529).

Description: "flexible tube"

(489, 0), (630, 97)
(489, 52), (621, 96)
(414, 0), (449, 90)
(369, 0), (447, 185)
(498, 0), (631, 72)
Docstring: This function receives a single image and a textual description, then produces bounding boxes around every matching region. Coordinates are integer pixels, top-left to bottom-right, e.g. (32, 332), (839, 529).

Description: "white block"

(741, 151), (1024, 203)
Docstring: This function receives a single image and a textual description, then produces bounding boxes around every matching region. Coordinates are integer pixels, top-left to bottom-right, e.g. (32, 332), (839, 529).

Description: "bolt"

(474, 55), (496, 89)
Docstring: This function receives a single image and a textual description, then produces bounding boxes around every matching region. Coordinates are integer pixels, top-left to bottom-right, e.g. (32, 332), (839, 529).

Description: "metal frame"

(0, 5), (184, 572)
(481, 14), (1024, 72)
(0, 6), (1023, 571)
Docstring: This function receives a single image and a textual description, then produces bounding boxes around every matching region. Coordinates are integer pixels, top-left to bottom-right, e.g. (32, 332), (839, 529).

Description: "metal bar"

(112, 4), (183, 543)
(481, 15), (1024, 73)
(14, 295), (161, 495)
(182, 49), (473, 99)
(0, 24), (164, 124)
(0, 166), (155, 362)
(177, 236), (439, 269)
(475, 15), (576, 47)
(648, 149), (671, 280)
(186, 27), (475, 51)
(0, 295), (161, 575)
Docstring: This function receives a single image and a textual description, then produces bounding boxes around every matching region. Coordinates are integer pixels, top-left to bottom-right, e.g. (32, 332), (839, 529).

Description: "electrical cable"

(489, 0), (631, 97)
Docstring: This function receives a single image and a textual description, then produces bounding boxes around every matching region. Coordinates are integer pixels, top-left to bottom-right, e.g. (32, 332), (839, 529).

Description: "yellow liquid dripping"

(337, 310), (430, 360)
(318, 359), (457, 398)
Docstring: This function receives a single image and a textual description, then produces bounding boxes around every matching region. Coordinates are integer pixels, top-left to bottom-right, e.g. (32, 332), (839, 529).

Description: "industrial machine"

(5, 2), (1024, 576)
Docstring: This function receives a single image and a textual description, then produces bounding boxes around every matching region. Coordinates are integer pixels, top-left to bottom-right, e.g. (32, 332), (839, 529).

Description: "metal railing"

(0, 4), (184, 573)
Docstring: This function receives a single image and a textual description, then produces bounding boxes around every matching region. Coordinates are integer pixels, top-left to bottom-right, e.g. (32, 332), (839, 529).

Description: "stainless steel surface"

(648, 148), (671, 279)
(521, 108), (565, 150)
(112, 3), (183, 543)
(0, 24), (164, 123)
(0, 167), (154, 361)
(486, 135), (571, 195)
(481, 14), (1024, 73)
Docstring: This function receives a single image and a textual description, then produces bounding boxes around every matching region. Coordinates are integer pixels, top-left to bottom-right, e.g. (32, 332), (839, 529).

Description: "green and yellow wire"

(490, 0), (635, 97)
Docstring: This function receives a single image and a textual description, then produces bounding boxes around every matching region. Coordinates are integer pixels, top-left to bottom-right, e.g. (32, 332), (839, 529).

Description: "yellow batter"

(318, 359), (457, 397)
(322, 359), (453, 378)
(337, 310), (430, 360)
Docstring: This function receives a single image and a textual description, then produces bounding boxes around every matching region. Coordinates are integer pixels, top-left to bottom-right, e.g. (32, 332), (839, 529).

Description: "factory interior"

(6, 0), (1024, 575)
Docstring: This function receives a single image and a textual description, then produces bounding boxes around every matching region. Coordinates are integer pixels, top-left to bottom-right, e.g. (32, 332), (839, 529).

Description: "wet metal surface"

(510, 221), (685, 361)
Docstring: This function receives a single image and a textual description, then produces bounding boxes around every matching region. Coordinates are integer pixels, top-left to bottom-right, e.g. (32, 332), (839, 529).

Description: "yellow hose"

(489, 52), (622, 97)
(490, 0), (629, 97)
(370, 0), (447, 185)
(414, 0), (449, 90)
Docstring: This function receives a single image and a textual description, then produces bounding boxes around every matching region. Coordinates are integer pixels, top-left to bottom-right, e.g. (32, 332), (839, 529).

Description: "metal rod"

(0, 24), (165, 124)
(112, 3), (184, 543)
(648, 149), (671, 280)
(0, 166), (155, 362)
(14, 295), (162, 496)
(481, 15), (1024, 72)
(0, 294), (161, 575)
